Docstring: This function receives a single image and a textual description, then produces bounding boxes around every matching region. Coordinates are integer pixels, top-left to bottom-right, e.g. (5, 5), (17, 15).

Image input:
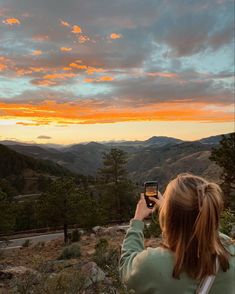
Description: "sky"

(0, 0), (234, 144)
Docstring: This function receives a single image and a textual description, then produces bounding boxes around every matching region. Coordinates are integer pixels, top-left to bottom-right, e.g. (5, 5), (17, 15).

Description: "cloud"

(78, 34), (90, 43)
(71, 25), (82, 34)
(37, 135), (52, 139)
(60, 20), (70, 27)
(0, 0), (233, 128)
(0, 57), (8, 71)
(0, 100), (233, 126)
(32, 50), (42, 56)
(32, 34), (49, 41)
(84, 76), (114, 82)
(110, 33), (122, 39)
(2, 18), (20, 25)
(60, 47), (72, 51)
(43, 72), (77, 80)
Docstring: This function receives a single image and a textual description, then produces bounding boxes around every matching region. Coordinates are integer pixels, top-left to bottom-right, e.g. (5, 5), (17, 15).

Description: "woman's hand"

(133, 191), (163, 221)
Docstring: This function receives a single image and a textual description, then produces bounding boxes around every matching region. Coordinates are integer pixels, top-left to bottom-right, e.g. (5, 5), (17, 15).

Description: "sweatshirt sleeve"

(119, 218), (146, 285)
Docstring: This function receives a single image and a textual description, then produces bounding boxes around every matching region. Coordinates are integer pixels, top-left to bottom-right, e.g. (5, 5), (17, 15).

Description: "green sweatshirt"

(119, 219), (235, 294)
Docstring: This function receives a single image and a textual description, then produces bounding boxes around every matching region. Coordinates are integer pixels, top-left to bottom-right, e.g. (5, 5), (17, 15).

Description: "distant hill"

(0, 144), (73, 196)
(103, 135), (183, 147)
(126, 141), (223, 189)
(197, 133), (231, 145)
(1, 133), (232, 189)
(143, 136), (183, 146)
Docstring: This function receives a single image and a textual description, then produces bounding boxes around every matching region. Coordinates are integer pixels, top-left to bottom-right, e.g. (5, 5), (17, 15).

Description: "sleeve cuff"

(130, 218), (145, 230)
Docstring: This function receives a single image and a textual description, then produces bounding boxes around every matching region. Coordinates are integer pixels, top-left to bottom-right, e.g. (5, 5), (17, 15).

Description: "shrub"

(220, 208), (235, 237)
(22, 239), (31, 248)
(93, 238), (109, 268)
(12, 269), (85, 294)
(58, 242), (81, 260)
(93, 238), (124, 289)
(69, 229), (81, 243)
(144, 213), (161, 239)
(33, 241), (45, 250)
(0, 248), (4, 260)
(42, 270), (85, 294)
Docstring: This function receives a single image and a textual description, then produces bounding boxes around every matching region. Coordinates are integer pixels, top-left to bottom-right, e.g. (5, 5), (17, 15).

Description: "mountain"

(1, 133), (232, 187)
(143, 136), (183, 146)
(126, 141), (222, 188)
(197, 133), (232, 145)
(103, 136), (183, 147)
(0, 144), (73, 196)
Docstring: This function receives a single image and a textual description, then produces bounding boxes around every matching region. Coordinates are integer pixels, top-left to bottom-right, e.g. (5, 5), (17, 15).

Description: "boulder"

(0, 266), (40, 281)
(92, 226), (103, 234)
(42, 259), (80, 273)
(80, 261), (105, 288)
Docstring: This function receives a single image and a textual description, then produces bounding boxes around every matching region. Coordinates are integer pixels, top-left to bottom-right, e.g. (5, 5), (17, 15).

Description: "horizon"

(0, 0), (234, 143)
(0, 130), (233, 146)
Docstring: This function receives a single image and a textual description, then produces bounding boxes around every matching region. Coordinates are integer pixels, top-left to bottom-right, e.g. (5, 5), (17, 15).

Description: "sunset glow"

(0, 0), (234, 144)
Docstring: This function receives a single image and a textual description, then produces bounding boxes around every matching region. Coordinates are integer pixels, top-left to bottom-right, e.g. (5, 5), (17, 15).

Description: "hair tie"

(196, 183), (209, 209)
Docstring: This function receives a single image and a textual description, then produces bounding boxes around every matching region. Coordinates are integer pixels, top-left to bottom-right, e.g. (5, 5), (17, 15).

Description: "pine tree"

(209, 133), (235, 208)
(37, 177), (79, 244)
(98, 148), (137, 221)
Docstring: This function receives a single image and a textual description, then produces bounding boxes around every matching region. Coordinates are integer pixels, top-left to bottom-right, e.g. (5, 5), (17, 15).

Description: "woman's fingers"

(149, 197), (162, 207)
(140, 192), (145, 200)
(158, 191), (163, 199)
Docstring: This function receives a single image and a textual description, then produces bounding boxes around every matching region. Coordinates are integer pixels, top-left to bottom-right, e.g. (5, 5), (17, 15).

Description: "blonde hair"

(159, 172), (231, 281)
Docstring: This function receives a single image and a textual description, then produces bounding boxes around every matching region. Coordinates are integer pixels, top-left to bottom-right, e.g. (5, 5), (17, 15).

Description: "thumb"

(140, 193), (145, 200)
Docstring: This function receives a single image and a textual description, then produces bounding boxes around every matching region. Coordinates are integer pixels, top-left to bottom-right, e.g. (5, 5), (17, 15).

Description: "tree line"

(0, 133), (234, 243)
(0, 148), (138, 243)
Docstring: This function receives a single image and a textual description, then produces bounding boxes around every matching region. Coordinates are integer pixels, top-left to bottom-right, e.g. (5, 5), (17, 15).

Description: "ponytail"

(159, 173), (232, 281)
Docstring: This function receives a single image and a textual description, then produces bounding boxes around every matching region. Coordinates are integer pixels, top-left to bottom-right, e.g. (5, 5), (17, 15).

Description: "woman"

(119, 173), (235, 293)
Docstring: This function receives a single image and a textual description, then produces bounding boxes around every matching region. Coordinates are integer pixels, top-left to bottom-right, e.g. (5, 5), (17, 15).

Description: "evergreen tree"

(37, 177), (79, 244)
(98, 148), (137, 221)
(0, 188), (15, 234)
(209, 133), (235, 208)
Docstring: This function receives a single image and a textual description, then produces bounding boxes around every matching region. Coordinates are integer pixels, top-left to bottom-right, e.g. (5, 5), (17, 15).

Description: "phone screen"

(145, 185), (158, 197)
(144, 181), (158, 208)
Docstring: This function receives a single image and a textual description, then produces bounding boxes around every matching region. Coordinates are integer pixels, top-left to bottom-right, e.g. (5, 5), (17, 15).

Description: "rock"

(0, 271), (12, 280)
(89, 233), (96, 239)
(91, 225), (128, 236)
(80, 261), (105, 288)
(92, 226), (103, 234)
(0, 266), (40, 281)
(86, 249), (96, 256)
(42, 259), (80, 273)
(79, 229), (85, 235)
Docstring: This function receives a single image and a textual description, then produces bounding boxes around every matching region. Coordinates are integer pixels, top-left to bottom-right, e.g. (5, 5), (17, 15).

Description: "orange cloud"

(86, 66), (104, 75)
(69, 63), (87, 69)
(16, 68), (33, 76)
(147, 72), (178, 78)
(30, 67), (45, 72)
(32, 50), (42, 56)
(3, 18), (20, 25)
(43, 73), (77, 80)
(78, 35), (90, 43)
(0, 56), (8, 71)
(63, 67), (72, 71)
(84, 76), (114, 82)
(60, 47), (72, 52)
(72, 25), (82, 34)
(110, 33), (122, 39)
(31, 80), (57, 86)
(0, 101), (233, 126)
(32, 34), (49, 41)
(60, 20), (70, 27)
(99, 76), (114, 81)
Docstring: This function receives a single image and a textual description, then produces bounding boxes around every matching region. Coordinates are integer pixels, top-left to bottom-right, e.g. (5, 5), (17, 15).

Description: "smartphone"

(144, 181), (158, 208)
